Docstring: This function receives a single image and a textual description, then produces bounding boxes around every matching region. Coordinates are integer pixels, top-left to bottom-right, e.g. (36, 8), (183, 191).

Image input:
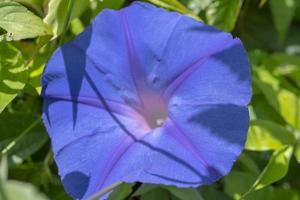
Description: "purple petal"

(42, 2), (251, 199)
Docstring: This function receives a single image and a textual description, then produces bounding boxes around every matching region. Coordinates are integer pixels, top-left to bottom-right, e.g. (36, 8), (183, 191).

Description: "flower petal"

(50, 102), (152, 199)
(42, 2), (251, 199)
(132, 103), (248, 187)
(164, 39), (251, 106)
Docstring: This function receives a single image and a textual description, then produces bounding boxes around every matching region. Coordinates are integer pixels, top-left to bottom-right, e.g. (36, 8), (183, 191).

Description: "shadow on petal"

(188, 104), (249, 145)
(62, 171), (90, 199)
(213, 43), (251, 82)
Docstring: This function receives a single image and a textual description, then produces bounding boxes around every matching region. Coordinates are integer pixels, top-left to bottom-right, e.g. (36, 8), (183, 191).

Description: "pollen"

(156, 118), (165, 126)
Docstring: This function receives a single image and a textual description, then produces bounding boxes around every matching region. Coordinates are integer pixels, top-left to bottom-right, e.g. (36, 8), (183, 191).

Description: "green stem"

(59, 0), (75, 46)
(1, 118), (41, 156)
(87, 181), (123, 200)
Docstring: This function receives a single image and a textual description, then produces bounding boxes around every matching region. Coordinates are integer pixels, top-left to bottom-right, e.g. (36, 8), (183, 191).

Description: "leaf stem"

(1, 118), (41, 156)
(87, 181), (123, 200)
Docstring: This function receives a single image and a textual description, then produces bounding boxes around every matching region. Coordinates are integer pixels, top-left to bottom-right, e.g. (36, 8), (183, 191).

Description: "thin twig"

(87, 181), (123, 200)
(1, 118), (41, 156)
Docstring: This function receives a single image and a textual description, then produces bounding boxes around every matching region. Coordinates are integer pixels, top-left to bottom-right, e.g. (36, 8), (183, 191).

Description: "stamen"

(156, 118), (165, 127)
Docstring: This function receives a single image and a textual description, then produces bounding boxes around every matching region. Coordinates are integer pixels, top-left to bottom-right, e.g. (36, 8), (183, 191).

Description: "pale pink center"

(140, 91), (168, 129)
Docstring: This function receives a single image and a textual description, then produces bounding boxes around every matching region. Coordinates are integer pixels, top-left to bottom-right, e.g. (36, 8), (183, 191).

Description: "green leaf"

(181, 0), (212, 15)
(133, 184), (158, 196)
(271, 53), (300, 88)
(14, 0), (44, 16)
(200, 186), (231, 200)
(44, 0), (90, 37)
(9, 163), (50, 188)
(269, 0), (295, 43)
(46, 184), (72, 200)
(253, 69), (300, 130)
(0, 43), (27, 113)
(2, 180), (49, 200)
(250, 94), (285, 124)
(277, 89), (300, 129)
(237, 153), (261, 175)
(243, 145), (293, 197)
(252, 76), (278, 109)
(224, 171), (272, 200)
(0, 1), (52, 41)
(92, 0), (125, 13)
(271, 188), (300, 200)
(254, 145), (293, 190)
(28, 45), (53, 94)
(206, 0), (242, 32)
(108, 183), (133, 200)
(146, 0), (201, 20)
(0, 116), (47, 165)
(294, 144), (300, 164)
(163, 186), (204, 200)
(140, 188), (169, 200)
(245, 120), (296, 151)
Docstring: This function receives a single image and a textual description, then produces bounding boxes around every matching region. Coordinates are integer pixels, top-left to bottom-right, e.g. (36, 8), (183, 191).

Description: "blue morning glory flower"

(41, 2), (251, 199)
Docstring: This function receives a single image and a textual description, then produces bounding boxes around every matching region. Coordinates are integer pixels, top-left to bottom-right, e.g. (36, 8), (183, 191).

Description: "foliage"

(0, 0), (299, 199)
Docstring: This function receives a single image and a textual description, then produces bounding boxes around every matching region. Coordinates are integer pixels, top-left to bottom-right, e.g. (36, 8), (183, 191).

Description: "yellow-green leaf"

(254, 68), (300, 130)
(243, 145), (293, 198)
(44, 0), (90, 37)
(295, 144), (300, 164)
(0, 43), (27, 113)
(146, 0), (201, 20)
(0, 1), (52, 41)
(2, 181), (49, 200)
(245, 120), (296, 151)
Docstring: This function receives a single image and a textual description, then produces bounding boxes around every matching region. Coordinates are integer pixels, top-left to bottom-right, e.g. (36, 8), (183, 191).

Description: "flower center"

(141, 92), (168, 129)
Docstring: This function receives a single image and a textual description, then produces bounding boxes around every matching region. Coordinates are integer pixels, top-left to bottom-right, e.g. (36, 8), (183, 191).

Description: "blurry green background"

(0, 0), (300, 199)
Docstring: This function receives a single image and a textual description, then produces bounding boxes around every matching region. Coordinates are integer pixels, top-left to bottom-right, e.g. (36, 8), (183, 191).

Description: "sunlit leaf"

(28, 44), (53, 94)
(245, 120), (296, 151)
(295, 144), (300, 164)
(244, 145), (293, 197)
(2, 180), (49, 200)
(146, 0), (201, 20)
(224, 171), (272, 200)
(270, 53), (300, 88)
(0, 1), (52, 41)
(277, 89), (300, 130)
(250, 94), (286, 124)
(0, 43), (27, 113)
(206, 0), (242, 32)
(14, 0), (44, 16)
(44, 0), (90, 37)
(253, 69), (300, 130)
